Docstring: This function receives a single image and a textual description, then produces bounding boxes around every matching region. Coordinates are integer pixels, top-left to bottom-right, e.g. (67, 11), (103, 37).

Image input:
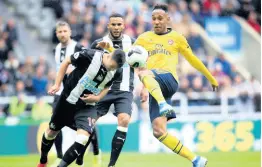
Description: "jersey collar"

(156, 28), (172, 35)
(108, 32), (123, 41)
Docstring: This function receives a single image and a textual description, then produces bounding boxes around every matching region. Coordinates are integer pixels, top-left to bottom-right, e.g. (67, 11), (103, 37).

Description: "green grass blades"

(0, 152), (260, 167)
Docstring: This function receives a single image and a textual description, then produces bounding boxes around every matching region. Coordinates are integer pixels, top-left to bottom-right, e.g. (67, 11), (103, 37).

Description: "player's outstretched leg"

(108, 113), (130, 167)
(58, 129), (90, 167)
(153, 117), (207, 167)
(37, 128), (60, 167)
(138, 69), (175, 117)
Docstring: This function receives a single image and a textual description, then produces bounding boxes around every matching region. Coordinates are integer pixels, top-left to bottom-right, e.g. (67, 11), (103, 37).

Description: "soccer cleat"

(76, 156), (84, 166)
(37, 163), (47, 167)
(192, 156), (208, 167)
(159, 102), (175, 117)
(92, 151), (102, 167)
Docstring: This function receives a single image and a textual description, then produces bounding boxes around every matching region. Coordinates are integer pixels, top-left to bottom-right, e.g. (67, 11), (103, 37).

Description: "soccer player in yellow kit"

(134, 4), (218, 167)
(99, 3), (218, 167)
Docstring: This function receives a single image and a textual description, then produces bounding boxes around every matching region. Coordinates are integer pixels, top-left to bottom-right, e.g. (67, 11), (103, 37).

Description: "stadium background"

(0, 0), (260, 166)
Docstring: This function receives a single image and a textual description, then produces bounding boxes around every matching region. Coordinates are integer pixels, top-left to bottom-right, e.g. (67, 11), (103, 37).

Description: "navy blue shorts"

(149, 70), (179, 122)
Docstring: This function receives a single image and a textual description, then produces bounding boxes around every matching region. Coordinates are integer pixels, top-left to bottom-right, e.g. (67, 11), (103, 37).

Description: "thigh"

(96, 91), (114, 117)
(74, 105), (97, 134)
(149, 95), (176, 122)
(50, 95), (76, 131)
(152, 70), (179, 98)
(113, 91), (133, 117)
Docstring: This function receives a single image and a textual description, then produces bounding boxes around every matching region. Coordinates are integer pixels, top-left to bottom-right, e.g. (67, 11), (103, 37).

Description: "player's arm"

(179, 35), (218, 90)
(49, 50), (93, 95)
(48, 56), (71, 95)
(80, 88), (109, 103)
(66, 43), (85, 74)
(90, 38), (105, 51)
(80, 68), (122, 103)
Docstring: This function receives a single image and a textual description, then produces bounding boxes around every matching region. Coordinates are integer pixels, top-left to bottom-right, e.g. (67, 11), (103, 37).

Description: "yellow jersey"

(134, 29), (218, 86)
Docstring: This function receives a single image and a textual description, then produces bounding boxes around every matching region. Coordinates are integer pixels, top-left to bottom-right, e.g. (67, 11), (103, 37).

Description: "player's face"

(108, 17), (125, 38)
(56, 25), (71, 44)
(152, 10), (169, 35)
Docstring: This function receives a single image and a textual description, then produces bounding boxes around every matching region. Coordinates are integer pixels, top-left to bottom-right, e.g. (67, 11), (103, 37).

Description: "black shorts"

(149, 70), (178, 122)
(96, 90), (133, 117)
(52, 95), (60, 109)
(49, 94), (97, 134)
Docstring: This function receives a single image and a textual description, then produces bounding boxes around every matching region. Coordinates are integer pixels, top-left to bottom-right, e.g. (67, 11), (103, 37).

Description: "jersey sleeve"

(178, 35), (218, 86)
(74, 43), (86, 52)
(134, 33), (147, 47)
(105, 68), (123, 88)
(70, 49), (95, 68)
(90, 38), (103, 50)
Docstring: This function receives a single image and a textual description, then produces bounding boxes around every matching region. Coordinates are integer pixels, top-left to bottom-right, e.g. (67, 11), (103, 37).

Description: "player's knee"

(138, 69), (154, 81)
(118, 114), (130, 127)
(152, 125), (166, 138)
(45, 128), (59, 139)
(75, 133), (90, 146)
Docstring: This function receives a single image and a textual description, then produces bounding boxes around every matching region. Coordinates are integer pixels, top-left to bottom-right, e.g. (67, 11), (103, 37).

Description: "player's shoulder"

(90, 38), (103, 49)
(123, 34), (136, 43)
(170, 30), (183, 37)
(170, 30), (186, 40)
(138, 31), (154, 38)
(55, 43), (62, 50)
(74, 42), (85, 51)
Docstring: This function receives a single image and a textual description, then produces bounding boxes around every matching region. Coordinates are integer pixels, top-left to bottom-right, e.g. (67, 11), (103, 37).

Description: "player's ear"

(68, 28), (72, 36)
(167, 15), (170, 22)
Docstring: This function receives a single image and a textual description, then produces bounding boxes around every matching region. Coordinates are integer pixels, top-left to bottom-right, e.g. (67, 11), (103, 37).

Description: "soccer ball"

(127, 45), (148, 68)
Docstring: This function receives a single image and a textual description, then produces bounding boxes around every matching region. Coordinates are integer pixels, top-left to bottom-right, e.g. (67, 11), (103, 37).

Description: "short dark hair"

(153, 4), (168, 13)
(109, 13), (124, 19)
(56, 20), (71, 30)
(112, 49), (126, 68)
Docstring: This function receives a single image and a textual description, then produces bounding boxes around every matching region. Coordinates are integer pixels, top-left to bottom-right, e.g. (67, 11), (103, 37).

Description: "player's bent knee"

(118, 114), (130, 127)
(45, 128), (59, 140)
(138, 69), (154, 80)
(152, 126), (166, 138)
(75, 134), (90, 146)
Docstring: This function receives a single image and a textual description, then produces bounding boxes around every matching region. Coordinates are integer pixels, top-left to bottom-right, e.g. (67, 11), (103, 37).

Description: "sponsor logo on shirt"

(79, 76), (102, 95)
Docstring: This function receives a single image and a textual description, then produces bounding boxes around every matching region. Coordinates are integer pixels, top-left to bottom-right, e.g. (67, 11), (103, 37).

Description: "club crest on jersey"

(168, 39), (174, 45)
(73, 52), (80, 59)
(96, 74), (104, 81)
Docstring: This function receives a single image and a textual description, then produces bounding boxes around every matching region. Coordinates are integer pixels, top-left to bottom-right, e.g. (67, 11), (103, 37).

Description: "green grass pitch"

(0, 152), (260, 167)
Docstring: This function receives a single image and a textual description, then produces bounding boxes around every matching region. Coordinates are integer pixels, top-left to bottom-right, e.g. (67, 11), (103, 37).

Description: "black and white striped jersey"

(62, 49), (122, 107)
(54, 40), (84, 95)
(90, 34), (135, 92)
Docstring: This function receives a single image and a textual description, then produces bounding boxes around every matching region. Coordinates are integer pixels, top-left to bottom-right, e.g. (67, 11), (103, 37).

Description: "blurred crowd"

(0, 0), (261, 118)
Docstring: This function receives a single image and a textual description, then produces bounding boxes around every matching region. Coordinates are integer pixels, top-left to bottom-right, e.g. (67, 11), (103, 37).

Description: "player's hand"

(48, 84), (60, 95)
(80, 94), (100, 103)
(96, 41), (110, 49)
(140, 88), (149, 103)
(212, 84), (219, 92)
(211, 79), (219, 92)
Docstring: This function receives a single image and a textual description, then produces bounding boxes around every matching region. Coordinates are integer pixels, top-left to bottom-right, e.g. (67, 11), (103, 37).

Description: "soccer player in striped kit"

(36, 45), (126, 167)
(77, 13), (136, 167)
